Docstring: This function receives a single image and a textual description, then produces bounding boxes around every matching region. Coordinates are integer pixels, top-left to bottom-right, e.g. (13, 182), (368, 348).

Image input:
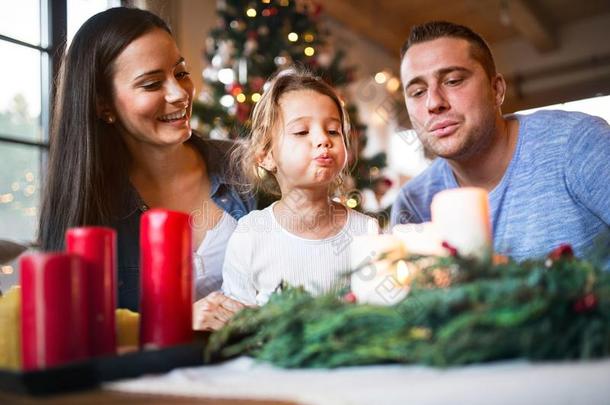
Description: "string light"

(279, 0), (289, 6)
(246, 8), (257, 17)
(262, 0), (271, 3)
(304, 33), (314, 42)
(374, 71), (387, 84)
(346, 198), (358, 209)
(24, 185), (35, 196)
(304, 46), (315, 56)
(0, 193), (14, 203)
(251, 92), (262, 102)
(218, 68), (235, 85)
(25, 172), (34, 182)
(11, 182), (19, 191)
(1, 265), (14, 275)
(236, 93), (246, 103)
(287, 32), (298, 42)
(386, 77), (401, 93)
(220, 94), (235, 108)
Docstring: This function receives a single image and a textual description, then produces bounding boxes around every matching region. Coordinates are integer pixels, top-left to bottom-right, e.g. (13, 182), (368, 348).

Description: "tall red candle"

(140, 209), (193, 349)
(66, 227), (117, 356)
(20, 253), (89, 371)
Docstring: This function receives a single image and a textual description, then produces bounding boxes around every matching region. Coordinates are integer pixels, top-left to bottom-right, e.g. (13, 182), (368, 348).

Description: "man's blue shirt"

(391, 110), (610, 262)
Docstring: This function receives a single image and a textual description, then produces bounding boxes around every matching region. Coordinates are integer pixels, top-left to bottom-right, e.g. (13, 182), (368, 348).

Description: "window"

(0, 0), (117, 292)
(517, 95), (610, 123)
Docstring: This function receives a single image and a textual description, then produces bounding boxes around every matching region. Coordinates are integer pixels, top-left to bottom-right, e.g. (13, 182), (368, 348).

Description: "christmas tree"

(193, 0), (388, 211)
(193, 0), (355, 139)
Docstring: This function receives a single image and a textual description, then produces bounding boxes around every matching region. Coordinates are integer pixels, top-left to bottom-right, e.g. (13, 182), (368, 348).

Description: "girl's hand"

(192, 291), (246, 331)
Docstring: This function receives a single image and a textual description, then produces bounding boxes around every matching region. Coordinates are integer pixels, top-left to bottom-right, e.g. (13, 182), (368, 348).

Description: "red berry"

(343, 292), (357, 303)
(548, 244), (574, 261)
(441, 241), (458, 257)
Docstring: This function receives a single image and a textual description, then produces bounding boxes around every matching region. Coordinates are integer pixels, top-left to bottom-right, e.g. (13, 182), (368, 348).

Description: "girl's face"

(262, 89), (347, 192)
(108, 28), (194, 149)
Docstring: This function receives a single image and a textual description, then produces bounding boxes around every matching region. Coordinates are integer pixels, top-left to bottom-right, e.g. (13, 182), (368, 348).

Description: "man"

(391, 21), (610, 261)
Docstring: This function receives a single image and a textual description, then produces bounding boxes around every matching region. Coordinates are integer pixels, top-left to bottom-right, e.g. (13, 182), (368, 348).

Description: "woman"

(38, 7), (254, 311)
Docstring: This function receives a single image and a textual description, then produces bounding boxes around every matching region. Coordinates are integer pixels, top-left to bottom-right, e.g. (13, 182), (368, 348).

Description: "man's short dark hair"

(400, 21), (497, 79)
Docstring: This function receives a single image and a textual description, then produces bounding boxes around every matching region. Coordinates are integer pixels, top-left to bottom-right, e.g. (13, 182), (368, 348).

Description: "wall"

(494, 12), (610, 112)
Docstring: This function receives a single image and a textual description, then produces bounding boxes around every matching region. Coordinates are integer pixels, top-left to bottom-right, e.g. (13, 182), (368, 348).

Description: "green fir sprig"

(205, 245), (610, 368)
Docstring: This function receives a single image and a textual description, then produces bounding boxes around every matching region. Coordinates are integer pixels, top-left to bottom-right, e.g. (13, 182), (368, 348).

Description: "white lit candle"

(350, 235), (409, 305)
(392, 222), (446, 257)
(430, 187), (492, 260)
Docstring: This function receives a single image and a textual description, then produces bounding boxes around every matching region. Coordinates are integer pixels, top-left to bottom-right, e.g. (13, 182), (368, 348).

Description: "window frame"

(0, 0), (66, 170)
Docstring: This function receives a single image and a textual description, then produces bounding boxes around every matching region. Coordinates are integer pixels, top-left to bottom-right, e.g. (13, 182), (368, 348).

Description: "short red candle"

(140, 209), (193, 349)
(66, 227), (117, 356)
(20, 253), (89, 371)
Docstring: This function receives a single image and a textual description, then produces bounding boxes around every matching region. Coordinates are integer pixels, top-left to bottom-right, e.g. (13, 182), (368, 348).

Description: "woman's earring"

(102, 113), (115, 124)
(256, 166), (268, 179)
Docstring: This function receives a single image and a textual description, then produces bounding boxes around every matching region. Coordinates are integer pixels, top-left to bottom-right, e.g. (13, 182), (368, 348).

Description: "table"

(0, 390), (297, 404)
(105, 356), (610, 405)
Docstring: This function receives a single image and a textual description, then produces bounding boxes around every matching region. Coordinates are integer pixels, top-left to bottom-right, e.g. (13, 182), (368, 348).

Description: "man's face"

(400, 37), (504, 160)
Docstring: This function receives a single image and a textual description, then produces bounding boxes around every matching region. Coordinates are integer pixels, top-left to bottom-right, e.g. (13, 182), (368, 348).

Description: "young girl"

(193, 69), (378, 330)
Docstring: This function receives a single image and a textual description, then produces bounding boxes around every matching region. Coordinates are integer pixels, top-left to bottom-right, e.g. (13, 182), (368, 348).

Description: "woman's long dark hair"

(38, 7), (171, 251)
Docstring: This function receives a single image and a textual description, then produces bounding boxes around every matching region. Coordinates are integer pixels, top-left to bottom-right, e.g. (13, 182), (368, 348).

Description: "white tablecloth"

(105, 356), (610, 405)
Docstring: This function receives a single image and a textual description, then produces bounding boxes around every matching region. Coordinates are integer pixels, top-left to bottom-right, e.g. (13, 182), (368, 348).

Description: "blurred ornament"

(244, 38), (258, 56)
(202, 66), (219, 81)
(267, 7), (278, 16)
(197, 89), (214, 104)
(258, 25), (270, 36)
(229, 83), (243, 96)
(211, 52), (223, 67)
(230, 19), (246, 32)
(317, 50), (332, 68)
(236, 102), (251, 123)
(237, 57), (248, 84)
(210, 126), (229, 140)
(217, 40), (235, 65)
(205, 37), (216, 55)
(250, 77), (265, 92)
(274, 52), (292, 68)
(573, 293), (598, 313)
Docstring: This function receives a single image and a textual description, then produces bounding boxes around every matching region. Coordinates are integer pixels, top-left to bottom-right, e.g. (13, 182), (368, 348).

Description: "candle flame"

(396, 260), (411, 285)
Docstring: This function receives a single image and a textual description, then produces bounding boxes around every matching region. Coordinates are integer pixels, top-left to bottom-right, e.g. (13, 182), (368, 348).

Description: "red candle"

(20, 253), (89, 370)
(140, 209), (193, 349)
(66, 227), (117, 356)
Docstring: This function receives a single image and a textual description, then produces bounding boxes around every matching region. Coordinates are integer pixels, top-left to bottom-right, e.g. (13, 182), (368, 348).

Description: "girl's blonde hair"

(238, 67), (352, 197)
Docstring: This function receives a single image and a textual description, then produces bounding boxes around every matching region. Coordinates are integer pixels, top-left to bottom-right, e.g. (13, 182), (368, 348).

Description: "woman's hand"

(192, 291), (246, 331)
